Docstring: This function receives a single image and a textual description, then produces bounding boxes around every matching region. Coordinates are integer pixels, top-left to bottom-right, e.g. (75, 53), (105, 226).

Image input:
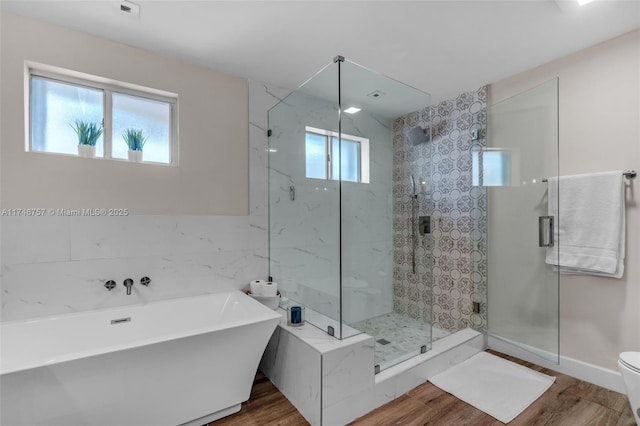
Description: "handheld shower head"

(411, 175), (418, 198)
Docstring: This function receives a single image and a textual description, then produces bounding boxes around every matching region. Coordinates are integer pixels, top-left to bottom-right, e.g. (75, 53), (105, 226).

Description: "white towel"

(545, 171), (625, 278)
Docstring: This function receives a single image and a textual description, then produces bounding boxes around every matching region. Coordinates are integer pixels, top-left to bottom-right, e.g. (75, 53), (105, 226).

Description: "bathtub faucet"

(123, 278), (134, 295)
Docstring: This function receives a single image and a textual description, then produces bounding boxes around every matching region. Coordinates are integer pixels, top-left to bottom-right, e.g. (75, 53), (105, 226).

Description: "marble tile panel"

(259, 326), (322, 426)
(322, 336), (376, 409)
(1, 216), (71, 265)
(322, 373), (401, 426)
(1, 248), (265, 320)
(67, 215), (177, 261)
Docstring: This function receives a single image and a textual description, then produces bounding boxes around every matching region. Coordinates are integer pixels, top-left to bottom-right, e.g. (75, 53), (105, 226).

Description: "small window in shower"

(472, 148), (514, 186)
(305, 126), (370, 183)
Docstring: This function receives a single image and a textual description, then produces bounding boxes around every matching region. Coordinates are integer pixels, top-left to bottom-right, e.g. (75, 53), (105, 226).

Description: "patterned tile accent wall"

(392, 86), (488, 333)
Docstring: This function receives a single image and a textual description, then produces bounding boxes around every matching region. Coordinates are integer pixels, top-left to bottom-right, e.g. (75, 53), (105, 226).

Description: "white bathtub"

(0, 290), (281, 426)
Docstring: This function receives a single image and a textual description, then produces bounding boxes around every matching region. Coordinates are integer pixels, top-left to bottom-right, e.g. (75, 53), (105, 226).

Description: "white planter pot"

(77, 144), (96, 158)
(128, 150), (143, 162)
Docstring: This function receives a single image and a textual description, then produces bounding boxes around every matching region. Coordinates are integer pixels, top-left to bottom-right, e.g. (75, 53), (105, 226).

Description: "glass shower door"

(485, 78), (559, 363)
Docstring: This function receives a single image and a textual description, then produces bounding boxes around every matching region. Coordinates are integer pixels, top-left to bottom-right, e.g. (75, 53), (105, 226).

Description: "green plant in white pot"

(122, 128), (148, 163)
(71, 120), (103, 158)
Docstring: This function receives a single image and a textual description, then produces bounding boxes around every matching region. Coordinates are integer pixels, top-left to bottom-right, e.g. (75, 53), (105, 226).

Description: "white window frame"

(25, 62), (179, 166)
(305, 126), (370, 184)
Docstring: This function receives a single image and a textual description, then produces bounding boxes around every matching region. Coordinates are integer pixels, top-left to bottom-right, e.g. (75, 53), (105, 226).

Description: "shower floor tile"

(350, 312), (451, 371)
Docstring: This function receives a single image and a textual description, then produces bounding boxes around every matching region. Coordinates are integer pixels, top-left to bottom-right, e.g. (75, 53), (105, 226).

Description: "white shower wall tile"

(269, 183), (341, 250)
(270, 242), (393, 324)
(0, 80), (289, 322)
(268, 87), (395, 328)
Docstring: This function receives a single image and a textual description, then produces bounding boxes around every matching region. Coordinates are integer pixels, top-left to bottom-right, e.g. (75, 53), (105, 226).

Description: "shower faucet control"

(140, 276), (151, 286)
(104, 280), (116, 291)
(123, 278), (134, 295)
(419, 216), (431, 235)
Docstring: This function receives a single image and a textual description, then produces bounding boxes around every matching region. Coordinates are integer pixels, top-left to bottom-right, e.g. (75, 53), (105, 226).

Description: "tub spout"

(123, 278), (134, 295)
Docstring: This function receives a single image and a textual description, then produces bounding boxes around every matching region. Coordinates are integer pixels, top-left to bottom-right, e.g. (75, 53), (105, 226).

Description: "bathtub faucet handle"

(140, 276), (151, 287)
(123, 278), (134, 295)
(104, 280), (116, 291)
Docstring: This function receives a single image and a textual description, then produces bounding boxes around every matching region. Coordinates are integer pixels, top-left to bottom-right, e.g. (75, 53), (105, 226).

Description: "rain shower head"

(405, 126), (429, 146)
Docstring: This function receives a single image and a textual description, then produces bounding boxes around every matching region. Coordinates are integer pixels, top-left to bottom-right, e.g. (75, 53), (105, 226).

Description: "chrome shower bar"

(541, 170), (636, 183)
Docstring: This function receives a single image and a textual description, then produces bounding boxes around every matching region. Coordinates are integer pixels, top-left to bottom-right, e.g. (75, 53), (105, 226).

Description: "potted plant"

(122, 128), (148, 162)
(71, 120), (102, 158)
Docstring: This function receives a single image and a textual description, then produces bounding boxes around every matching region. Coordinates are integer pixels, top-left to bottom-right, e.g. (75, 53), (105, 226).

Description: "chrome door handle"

(538, 216), (554, 247)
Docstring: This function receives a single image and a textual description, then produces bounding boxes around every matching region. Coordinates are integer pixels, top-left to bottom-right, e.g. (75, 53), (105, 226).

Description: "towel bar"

(541, 170), (636, 183)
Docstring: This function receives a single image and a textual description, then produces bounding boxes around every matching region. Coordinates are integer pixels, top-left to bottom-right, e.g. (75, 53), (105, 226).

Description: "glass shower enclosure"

(268, 57), (432, 371)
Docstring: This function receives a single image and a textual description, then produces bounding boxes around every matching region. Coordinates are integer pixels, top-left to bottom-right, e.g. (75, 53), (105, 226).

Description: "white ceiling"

(2, 0), (639, 103)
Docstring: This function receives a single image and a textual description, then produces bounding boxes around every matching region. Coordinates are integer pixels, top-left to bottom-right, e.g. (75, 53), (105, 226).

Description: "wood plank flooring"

(210, 372), (308, 426)
(211, 350), (636, 426)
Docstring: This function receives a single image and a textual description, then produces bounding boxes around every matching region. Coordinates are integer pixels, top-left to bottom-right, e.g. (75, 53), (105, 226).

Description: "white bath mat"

(429, 351), (555, 423)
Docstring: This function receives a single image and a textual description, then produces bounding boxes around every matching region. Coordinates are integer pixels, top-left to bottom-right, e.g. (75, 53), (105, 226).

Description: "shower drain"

(376, 338), (391, 345)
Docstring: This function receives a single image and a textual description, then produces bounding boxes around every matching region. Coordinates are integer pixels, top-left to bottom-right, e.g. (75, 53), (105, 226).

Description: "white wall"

(1, 11), (248, 215)
(490, 30), (640, 370)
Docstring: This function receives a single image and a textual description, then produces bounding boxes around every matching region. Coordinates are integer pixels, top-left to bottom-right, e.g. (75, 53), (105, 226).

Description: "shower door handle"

(538, 216), (554, 247)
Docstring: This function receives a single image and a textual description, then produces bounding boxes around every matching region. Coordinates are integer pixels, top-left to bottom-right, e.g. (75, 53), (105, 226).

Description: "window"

(304, 126), (370, 183)
(472, 148), (512, 186)
(29, 66), (177, 165)
(31, 77), (104, 156)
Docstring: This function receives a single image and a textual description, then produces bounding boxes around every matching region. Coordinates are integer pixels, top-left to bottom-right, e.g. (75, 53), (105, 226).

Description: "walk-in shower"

(268, 56), (436, 370)
(268, 56), (560, 372)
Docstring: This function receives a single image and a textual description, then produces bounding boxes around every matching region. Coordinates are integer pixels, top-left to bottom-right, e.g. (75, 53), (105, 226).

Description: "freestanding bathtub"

(0, 290), (281, 426)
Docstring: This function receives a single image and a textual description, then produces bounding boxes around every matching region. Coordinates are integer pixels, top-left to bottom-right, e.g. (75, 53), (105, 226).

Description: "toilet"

(618, 352), (640, 424)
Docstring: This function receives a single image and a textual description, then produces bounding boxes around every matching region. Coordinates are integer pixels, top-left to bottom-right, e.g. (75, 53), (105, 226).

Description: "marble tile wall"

(0, 81), (290, 322)
(392, 87), (488, 333)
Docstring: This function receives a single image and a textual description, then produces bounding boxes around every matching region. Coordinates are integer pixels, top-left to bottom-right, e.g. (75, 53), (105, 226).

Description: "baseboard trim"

(487, 336), (625, 394)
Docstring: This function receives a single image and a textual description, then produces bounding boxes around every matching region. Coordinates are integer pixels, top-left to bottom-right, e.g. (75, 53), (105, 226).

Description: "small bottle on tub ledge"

(287, 306), (305, 327)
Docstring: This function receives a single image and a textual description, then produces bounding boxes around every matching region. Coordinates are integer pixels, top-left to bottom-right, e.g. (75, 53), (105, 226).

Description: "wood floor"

(209, 372), (308, 426)
(211, 350), (636, 426)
